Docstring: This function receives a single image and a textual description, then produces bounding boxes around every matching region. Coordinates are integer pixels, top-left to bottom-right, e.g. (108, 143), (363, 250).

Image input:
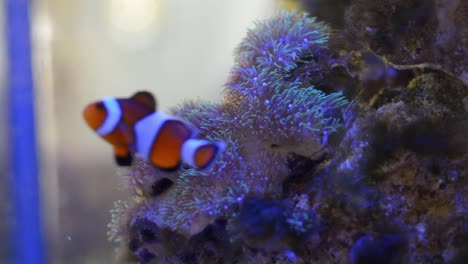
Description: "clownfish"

(83, 91), (225, 171)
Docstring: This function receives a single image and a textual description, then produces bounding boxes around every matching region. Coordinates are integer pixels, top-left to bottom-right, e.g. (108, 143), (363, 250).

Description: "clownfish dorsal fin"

(131, 91), (157, 111)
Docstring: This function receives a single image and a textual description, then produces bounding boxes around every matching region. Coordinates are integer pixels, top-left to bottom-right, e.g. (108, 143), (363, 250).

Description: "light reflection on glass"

(109, 0), (158, 33)
(108, 0), (163, 51)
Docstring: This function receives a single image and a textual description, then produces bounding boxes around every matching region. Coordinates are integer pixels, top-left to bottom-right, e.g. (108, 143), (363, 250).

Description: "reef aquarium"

(1, 0), (467, 263)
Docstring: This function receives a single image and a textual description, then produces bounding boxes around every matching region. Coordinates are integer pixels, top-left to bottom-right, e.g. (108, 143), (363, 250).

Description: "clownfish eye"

(95, 102), (105, 110)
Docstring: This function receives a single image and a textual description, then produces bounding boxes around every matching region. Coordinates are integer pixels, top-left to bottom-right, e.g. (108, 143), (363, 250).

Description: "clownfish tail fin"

(114, 146), (133, 166)
(181, 139), (225, 170)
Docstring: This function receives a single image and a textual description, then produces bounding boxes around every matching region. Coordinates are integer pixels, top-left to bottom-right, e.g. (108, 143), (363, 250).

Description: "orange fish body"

(83, 91), (224, 170)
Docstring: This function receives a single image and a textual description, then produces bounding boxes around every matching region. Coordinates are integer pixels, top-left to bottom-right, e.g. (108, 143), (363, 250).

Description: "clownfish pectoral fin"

(117, 123), (135, 145)
(181, 139), (225, 170)
(131, 91), (157, 111)
(114, 145), (133, 166)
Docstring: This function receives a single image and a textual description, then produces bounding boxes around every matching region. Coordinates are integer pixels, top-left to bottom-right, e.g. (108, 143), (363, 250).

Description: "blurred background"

(0, 0), (300, 263)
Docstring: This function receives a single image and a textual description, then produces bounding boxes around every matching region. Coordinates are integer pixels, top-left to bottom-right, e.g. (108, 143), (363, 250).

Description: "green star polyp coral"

(109, 11), (348, 262)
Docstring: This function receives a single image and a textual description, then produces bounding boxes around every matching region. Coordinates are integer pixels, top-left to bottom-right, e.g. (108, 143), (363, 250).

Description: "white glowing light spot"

(33, 14), (54, 44)
(109, 0), (158, 33)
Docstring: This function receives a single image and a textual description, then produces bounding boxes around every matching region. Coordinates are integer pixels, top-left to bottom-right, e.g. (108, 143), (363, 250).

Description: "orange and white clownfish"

(82, 91), (225, 171)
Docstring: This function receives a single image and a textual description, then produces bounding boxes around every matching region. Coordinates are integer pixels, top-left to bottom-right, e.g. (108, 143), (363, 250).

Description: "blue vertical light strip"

(5, 0), (45, 263)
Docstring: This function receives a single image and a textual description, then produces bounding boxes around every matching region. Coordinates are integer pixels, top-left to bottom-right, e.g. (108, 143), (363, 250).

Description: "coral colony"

(92, 10), (467, 264)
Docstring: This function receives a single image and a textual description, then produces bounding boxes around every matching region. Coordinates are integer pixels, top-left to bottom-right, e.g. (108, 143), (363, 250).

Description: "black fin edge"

(115, 152), (133, 166)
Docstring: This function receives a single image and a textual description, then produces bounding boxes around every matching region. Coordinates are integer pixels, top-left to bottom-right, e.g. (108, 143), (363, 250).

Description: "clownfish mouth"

(83, 102), (106, 130)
